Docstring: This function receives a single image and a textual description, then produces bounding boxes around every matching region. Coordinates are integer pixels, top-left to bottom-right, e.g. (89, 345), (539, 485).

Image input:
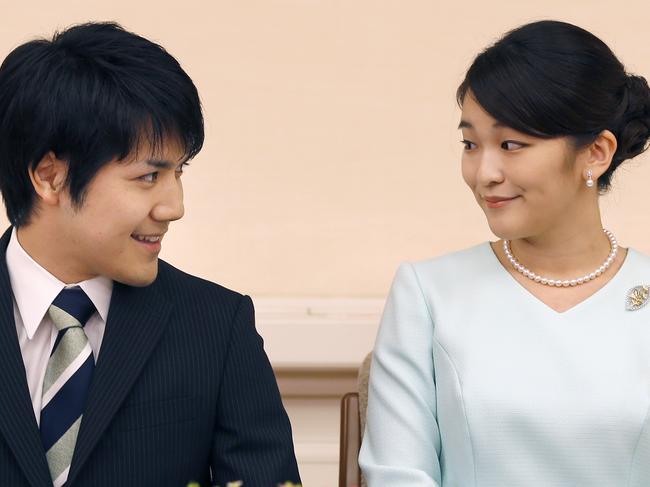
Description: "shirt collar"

(6, 228), (113, 339)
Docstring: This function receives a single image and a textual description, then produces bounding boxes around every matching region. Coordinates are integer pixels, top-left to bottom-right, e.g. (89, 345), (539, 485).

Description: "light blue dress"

(359, 243), (650, 486)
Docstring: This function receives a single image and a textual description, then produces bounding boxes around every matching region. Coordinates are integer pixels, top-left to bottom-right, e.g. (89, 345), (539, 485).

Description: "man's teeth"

(133, 235), (161, 243)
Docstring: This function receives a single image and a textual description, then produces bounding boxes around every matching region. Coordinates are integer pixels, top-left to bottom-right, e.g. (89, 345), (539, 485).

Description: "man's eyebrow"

(146, 159), (174, 169)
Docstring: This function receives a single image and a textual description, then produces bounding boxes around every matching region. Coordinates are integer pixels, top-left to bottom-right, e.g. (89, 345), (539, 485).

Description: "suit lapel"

(67, 271), (173, 485)
(0, 228), (53, 487)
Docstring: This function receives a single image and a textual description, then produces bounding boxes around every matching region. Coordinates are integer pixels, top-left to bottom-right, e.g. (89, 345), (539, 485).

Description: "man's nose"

(152, 178), (185, 222)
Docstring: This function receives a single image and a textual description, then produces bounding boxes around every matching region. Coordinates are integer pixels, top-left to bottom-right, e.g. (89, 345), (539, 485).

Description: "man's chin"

(115, 265), (159, 287)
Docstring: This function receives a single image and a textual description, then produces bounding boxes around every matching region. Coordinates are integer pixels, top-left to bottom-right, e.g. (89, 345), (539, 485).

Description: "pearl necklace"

(503, 229), (618, 287)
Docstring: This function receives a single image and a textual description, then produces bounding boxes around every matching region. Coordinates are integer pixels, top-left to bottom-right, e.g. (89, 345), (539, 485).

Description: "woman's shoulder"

(628, 247), (650, 265)
(409, 241), (495, 276)
(625, 247), (650, 278)
(387, 243), (499, 316)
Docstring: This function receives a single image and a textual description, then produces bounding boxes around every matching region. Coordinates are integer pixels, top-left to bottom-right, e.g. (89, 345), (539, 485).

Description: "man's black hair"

(0, 21), (204, 227)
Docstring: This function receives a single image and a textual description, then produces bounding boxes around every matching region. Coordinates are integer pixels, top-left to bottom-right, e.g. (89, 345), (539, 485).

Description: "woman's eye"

(461, 140), (477, 150)
(501, 140), (526, 151)
(139, 172), (158, 183)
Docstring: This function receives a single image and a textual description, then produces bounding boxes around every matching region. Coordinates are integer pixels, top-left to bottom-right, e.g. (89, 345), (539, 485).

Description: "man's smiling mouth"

(131, 234), (162, 243)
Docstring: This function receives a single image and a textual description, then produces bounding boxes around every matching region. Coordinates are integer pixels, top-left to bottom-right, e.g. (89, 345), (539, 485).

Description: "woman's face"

(459, 93), (584, 240)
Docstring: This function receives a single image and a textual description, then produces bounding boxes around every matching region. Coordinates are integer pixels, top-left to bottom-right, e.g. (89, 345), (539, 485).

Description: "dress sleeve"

(359, 262), (442, 486)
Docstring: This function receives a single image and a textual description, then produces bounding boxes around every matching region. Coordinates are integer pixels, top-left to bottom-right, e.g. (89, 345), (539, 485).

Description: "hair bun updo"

(613, 75), (650, 167)
(457, 20), (650, 192)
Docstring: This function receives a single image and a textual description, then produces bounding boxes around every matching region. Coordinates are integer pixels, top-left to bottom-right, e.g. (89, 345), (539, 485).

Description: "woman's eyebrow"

(458, 120), (506, 130)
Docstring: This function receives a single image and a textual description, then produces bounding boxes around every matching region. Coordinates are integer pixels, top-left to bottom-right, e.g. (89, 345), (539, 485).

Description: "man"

(0, 22), (301, 487)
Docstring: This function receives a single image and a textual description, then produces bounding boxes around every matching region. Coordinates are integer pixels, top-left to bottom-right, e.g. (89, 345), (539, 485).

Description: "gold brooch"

(626, 285), (650, 311)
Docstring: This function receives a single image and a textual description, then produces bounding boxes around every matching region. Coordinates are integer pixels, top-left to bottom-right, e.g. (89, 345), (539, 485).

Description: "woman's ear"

(28, 152), (68, 206)
(583, 130), (618, 181)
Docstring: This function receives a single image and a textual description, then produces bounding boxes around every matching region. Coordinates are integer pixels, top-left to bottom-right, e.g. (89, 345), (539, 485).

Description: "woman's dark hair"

(0, 22), (204, 227)
(457, 20), (650, 192)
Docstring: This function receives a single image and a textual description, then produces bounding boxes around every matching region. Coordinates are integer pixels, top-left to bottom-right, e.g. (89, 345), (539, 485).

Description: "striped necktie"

(40, 287), (96, 487)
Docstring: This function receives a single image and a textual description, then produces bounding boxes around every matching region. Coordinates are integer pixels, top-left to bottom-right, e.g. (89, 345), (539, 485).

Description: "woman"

(359, 20), (650, 486)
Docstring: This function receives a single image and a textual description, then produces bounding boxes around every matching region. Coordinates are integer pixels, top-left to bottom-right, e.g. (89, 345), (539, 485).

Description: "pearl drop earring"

(586, 170), (594, 188)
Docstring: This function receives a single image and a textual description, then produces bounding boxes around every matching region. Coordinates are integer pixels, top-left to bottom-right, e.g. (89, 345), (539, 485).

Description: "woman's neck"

(504, 220), (614, 280)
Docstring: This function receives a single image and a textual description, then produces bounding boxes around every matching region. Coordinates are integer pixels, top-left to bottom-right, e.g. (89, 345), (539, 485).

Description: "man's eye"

(461, 140), (477, 150)
(501, 140), (526, 151)
(139, 172), (158, 183)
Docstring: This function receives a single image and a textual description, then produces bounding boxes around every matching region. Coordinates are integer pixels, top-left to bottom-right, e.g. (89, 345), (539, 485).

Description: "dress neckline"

(483, 242), (635, 316)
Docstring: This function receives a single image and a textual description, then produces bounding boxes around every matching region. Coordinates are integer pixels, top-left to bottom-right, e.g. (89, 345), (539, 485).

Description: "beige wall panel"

(1, 0), (649, 297)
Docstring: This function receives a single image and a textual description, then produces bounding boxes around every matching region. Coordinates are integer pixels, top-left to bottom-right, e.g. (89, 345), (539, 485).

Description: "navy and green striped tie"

(39, 286), (96, 487)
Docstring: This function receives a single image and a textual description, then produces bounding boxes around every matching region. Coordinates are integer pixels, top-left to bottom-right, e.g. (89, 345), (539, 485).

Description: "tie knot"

(48, 287), (96, 331)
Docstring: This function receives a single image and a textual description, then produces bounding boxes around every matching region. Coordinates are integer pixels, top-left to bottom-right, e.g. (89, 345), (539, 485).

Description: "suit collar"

(0, 227), (53, 487)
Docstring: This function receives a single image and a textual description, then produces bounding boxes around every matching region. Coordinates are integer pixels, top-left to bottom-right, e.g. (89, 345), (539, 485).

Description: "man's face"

(54, 140), (187, 286)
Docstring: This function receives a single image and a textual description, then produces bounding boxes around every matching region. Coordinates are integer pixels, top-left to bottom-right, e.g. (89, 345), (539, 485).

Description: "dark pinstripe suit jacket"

(0, 228), (301, 487)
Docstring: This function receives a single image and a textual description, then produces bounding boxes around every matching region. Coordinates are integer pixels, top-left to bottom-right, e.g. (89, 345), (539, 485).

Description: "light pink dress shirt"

(6, 228), (113, 426)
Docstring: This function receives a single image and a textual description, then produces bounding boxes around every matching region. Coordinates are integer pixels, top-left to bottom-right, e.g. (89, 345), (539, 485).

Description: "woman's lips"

(484, 196), (520, 209)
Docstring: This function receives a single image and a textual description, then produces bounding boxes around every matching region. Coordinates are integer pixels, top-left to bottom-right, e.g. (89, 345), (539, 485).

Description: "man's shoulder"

(156, 259), (245, 308)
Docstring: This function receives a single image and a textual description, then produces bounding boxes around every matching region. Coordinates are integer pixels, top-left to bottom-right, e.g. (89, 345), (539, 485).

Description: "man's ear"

(582, 129), (618, 182)
(28, 152), (68, 206)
